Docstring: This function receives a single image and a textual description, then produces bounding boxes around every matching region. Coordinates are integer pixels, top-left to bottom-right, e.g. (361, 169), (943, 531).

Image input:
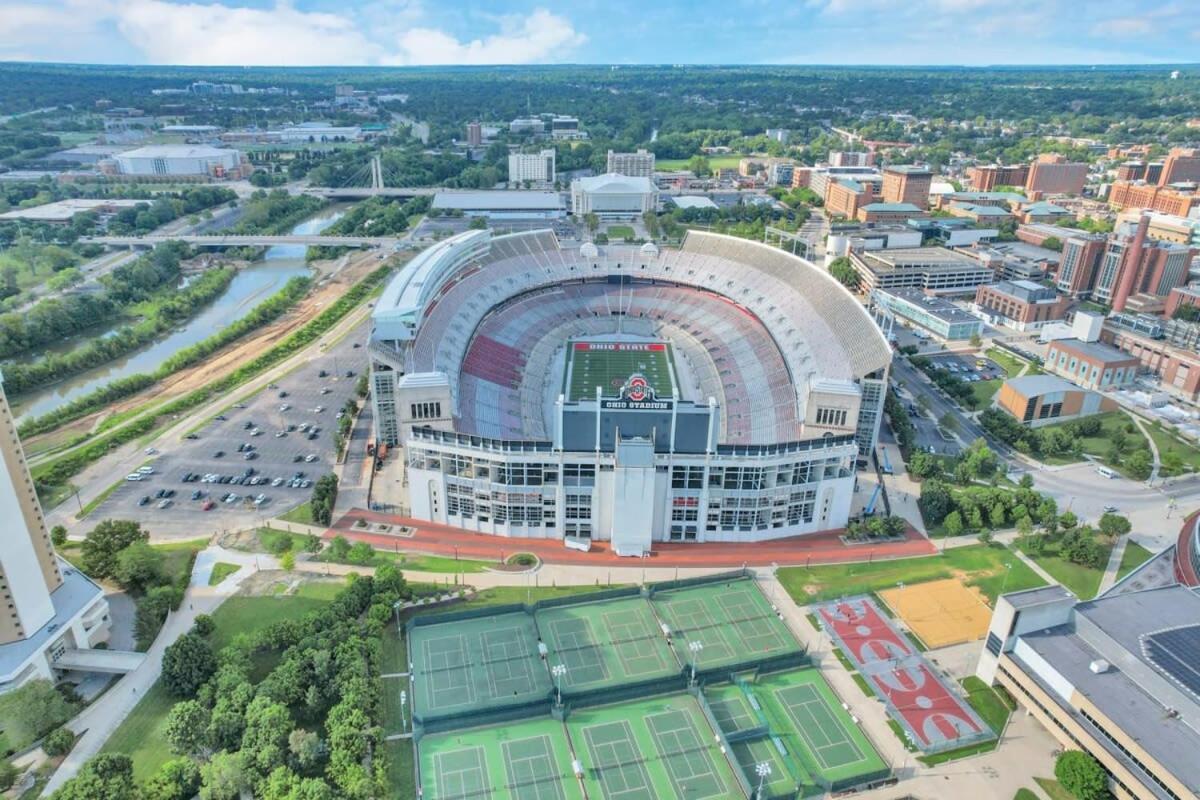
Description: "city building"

(508, 149), (556, 185)
(856, 202), (927, 224)
(367, 229), (892, 549)
(548, 115), (585, 140)
(881, 165), (932, 207)
(994, 374), (1117, 427)
(510, 117), (545, 135)
(273, 123), (362, 142)
(908, 218), (998, 247)
(570, 174), (657, 219)
(966, 164), (1030, 192)
(0, 198), (147, 224)
(606, 149), (655, 178)
(1025, 154), (1088, 196)
(769, 162), (794, 187)
(808, 166), (881, 200)
(466, 122), (482, 147)
(829, 151), (874, 168)
(1044, 338), (1140, 390)
(973, 280), (1070, 331)
(1054, 233), (1108, 297)
(1108, 181), (1200, 217)
(765, 128), (791, 144)
(1158, 147), (1200, 186)
(964, 241), (1058, 283)
(1094, 217), (1195, 310)
(189, 81), (243, 94)
(825, 178), (881, 220)
(945, 202), (1012, 223)
(0, 382), (109, 691)
(978, 584), (1200, 800)
(1165, 285), (1200, 318)
(667, 196), (719, 211)
(872, 288), (984, 340)
(113, 144), (245, 177)
(1102, 326), (1200, 404)
(430, 191), (565, 219)
(933, 191), (1026, 211)
(824, 226), (923, 261)
(1018, 201), (1071, 224)
(1115, 210), (1200, 247)
(1115, 161), (1147, 182)
(848, 247), (994, 293)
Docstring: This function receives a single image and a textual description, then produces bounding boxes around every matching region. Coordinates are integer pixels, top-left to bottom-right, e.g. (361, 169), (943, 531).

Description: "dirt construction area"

(26, 249), (398, 455)
(875, 577), (992, 649)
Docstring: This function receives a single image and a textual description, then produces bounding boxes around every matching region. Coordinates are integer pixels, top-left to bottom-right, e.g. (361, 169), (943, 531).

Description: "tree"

(309, 474), (339, 526)
(326, 535), (351, 562)
(289, 728), (325, 771)
(193, 613), (215, 637)
(143, 758), (202, 800)
(42, 727), (75, 756)
(0, 761), (15, 792)
(240, 696), (293, 777)
(918, 480), (954, 524)
(1125, 450), (1152, 481)
(944, 510), (964, 536)
(989, 502), (1007, 529)
(0, 679), (76, 749)
(135, 584), (184, 647)
(1059, 510), (1078, 530)
(162, 632), (217, 697)
(969, 332), (982, 348)
(48, 754), (138, 800)
(281, 550), (296, 571)
(165, 699), (211, 756)
(50, 524), (68, 548)
(200, 751), (251, 800)
(1098, 513), (1132, 538)
(80, 520), (148, 579)
(114, 540), (164, 594)
(1042, 236), (1063, 252)
(1054, 750), (1108, 800)
(1019, 473), (1035, 490)
(1162, 450), (1185, 474)
(828, 256), (861, 290)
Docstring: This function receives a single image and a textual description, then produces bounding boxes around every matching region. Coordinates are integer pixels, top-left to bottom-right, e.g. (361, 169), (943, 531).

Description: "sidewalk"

(1096, 536), (1129, 595)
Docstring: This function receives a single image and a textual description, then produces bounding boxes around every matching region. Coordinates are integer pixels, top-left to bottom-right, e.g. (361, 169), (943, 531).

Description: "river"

(11, 207), (345, 421)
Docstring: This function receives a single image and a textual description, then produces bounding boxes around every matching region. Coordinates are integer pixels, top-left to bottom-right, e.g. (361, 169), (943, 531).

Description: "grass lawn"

(971, 379), (1003, 407)
(1034, 778), (1075, 800)
(986, 347), (1039, 378)
(1144, 423), (1200, 476)
(99, 681), (176, 783)
(1017, 537), (1113, 600)
(209, 589), (336, 653)
(606, 224), (636, 240)
(1038, 411), (1150, 472)
(1014, 790), (1039, 800)
(208, 562), (240, 585)
(777, 544), (1046, 606)
(278, 501), (315, 525)
(255, 527), (317, 554)
(961, 676), (1013, 733)
(384, 739), (416, 800)
(376, 551), (493, 573)
(654, 154), (746, 172)
(1116, 541), (1155, 581)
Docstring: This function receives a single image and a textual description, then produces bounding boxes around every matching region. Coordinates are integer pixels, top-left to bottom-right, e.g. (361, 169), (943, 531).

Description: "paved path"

(42, 547), (275, 796)
(1097, 535), (1129, 595)
(1131, 414), (1162, 484)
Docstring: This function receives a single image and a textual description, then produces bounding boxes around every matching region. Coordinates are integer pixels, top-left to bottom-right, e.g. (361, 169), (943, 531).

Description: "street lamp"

(754, 761), (772, 799)
(688, 640), (704, 686)
(551, 664), (567, 706)
(399, 689), (407, 732)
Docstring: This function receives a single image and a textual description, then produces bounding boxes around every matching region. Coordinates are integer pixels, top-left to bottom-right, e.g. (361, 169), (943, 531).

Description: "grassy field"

(1116, 541), (1155, 581)
(1035, 778), (1075, 800)
(654, 154), (746, 172)
(99, 680), (177, 782)
(378, 551), (493, 573)
(566, 341), (673, 402)
(986, 347), (1039, 378)
(1144, 422), (1200, 475)
(971, 379), (1003, 408)
(1017, 537), (1113, 600)
(208, 562), (240, 585)
(384, 739), (417, 800)
(777, 544), (1045, 606)
(277, 501), (315, 525)
(606, 224), (636, 240)
(1038, 411), (1150, 471)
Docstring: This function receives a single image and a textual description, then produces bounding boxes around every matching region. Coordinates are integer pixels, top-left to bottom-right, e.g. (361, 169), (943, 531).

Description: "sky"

(1, 0), (1198, 67)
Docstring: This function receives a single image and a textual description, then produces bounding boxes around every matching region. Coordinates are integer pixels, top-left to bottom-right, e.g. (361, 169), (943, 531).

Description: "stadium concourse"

(323, 509), (936, 567)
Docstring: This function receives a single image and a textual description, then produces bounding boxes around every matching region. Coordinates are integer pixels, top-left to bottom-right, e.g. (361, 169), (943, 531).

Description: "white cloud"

(0, 0), (586, 66)
(1089, 16), (1154, 37)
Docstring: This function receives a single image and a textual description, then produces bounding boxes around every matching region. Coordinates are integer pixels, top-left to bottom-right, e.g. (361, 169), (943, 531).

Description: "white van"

(1096, 466), (1118, 479)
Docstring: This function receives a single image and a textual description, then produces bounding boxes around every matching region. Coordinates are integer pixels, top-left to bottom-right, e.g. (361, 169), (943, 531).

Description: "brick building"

(1158, 147), (1200, 186)
(966, 164), (1029, 192)
(1044, 338), (1140, 391)
(881, 165), (932, 208)
(1025, 154), (1088, 196)
(973, 280), (1070, 331)
(1108, 181), (1200, 216)
(825, 177), (881, 220)
(994, 374), (1117, 427)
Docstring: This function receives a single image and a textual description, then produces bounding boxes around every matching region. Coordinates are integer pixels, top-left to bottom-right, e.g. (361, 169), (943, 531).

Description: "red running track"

(322, 508), (937, 568)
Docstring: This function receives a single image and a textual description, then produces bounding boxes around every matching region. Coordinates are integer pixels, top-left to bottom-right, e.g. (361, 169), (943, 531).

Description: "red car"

(202, 500), (215, 511)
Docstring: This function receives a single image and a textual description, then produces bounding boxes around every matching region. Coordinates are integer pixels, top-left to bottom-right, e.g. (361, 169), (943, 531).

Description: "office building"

(856, 202), (927, 224)
(829, 151), (874, 168)
(994, 374), (1116, 427)
(964, 241), (1058, 283)
(945, 202), (1012, 223)
(808, 166), (880, 200)
(1115, 210), (1200, 247)
(933, 191), (1026, 211)
(1165, 285), (1200, 318)
(0, 382), (109, 690)
(872, 288), (983, 340)
(825, 178), (881, 220)
(966, 164), (1030, 192)
(1116, 161), (1147, 182)
(1054, 233), (1108, 297)
(466, 122), (482, 147)
(1109, 181), (1200, 217)
(978, 585), (1200, 800)
(549, 116), (585, 140)
(570, 174), (657, 219)
(1094, 217), (1195, 310)
(1158, 147), (1200, 186)
(1018, 201), (1071, 224)
(848, 247), (994, 293)
(1104, 326), (1200, 404)
(1044, 338), (1139, 390)
(606, 149), (655, 178)
(113, 145), (244, 177)
(508, 150), (556, 184)
(910, 218), (999, 247)
(1025, 154), (1088, 196)
(973, 280), (1070, 332)
(510, 117), (545, 135)
(881, 165), (932, 207)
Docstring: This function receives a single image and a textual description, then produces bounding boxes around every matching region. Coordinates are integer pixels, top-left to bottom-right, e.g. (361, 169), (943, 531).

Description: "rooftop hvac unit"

(1089, 659), (1110, 674)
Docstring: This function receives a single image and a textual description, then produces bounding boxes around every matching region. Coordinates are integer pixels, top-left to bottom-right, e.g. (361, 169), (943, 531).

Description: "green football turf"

(565, 341), (674, 402)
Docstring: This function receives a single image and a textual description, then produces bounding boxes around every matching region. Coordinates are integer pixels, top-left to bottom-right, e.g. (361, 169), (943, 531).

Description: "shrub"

(1054, 750), (1108, 800)
(42, 727), (75, 757)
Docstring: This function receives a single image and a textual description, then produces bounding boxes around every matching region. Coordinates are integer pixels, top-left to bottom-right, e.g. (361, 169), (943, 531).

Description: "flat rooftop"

(0, 561), (105, 682)
(877, 288), (979, 323)
(0, 198), (147, 222)
(1050, 337), (1138, 364)
(1004, 374), (1084, 397)
(859, 247), (988, 271)
(431, 191), (564, 211)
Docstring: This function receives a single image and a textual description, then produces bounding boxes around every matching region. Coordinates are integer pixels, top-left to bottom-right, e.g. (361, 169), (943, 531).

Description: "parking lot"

(920, 352), (1007, 383)
(91, 319), (369, 537)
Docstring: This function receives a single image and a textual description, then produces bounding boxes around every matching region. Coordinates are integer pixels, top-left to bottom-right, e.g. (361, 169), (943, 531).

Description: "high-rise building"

(1093, 216), (1195, 310)
(606, 149), (655, 178)
(0, 381), (109, 689)
(1109, 181), (1200, 216)
(1055, 234), (1107, 297)
(881, 165), (932, 208)
(829, 151), (874, 168)
(966, 164), (1029, 191)
(508, 149), (556, 184)
(466, 122), (482, 148)
(1024, 154), (1088, 196)
(1158, 147), (1200, 186)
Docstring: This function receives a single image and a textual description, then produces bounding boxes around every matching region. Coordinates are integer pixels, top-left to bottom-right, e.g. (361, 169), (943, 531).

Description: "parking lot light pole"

(755, 761), (772, 799)
(688, 640), (703, 686)
(551, 664), (567, 707)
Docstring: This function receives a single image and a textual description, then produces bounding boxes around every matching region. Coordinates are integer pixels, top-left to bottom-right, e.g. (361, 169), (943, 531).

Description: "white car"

(250, 429), (262, 437)
(279, 404), (290, 412)
(275, 431), (287, 438)
(125, 474), (143, 482)
(157, 499), (171, 509)
(314, 406), (325, 413)
(144, 447), (158, 455)
(138, 465), (154, 474)
(304, 454), (317, 463)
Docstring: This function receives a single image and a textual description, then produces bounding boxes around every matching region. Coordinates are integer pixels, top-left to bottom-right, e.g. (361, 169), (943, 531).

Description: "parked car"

(138, 495), (150, 506)
(125, 474), (143, 482)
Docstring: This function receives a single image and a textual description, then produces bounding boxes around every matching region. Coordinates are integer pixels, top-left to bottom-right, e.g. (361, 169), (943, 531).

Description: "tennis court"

(652, 578), (799, 671)
(537, 596), (681, 693)
(570, 693), (742, 800)
(409, 611), (552, 722)
(419, 716), (583, 800)
(876, 578), (992, 648)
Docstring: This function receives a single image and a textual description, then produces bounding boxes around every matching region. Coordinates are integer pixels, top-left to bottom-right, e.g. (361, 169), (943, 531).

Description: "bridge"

(85, 234), (400, 249)
(54, 647), (146, 674)
(303, 186), (440, 199)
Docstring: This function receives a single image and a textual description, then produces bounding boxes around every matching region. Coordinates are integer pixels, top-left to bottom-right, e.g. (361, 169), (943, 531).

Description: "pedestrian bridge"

(54, 648), (146, 674)
(83, 234), (400, 249)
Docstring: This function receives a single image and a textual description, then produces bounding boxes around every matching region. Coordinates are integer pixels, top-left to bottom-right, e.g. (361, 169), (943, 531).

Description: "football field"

(565, 341), (675, 401)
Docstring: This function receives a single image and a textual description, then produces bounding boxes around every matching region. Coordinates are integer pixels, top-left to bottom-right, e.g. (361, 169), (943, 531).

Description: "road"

(890, 357), (1001, 457)
(84, 234), (398, 248)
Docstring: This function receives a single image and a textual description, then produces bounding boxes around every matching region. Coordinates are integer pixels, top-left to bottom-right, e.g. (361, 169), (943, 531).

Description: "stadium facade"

(368, 229), (891, 553)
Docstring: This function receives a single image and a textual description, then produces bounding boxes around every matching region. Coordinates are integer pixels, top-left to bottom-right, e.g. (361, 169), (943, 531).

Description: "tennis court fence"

(693, 686), (756, 798)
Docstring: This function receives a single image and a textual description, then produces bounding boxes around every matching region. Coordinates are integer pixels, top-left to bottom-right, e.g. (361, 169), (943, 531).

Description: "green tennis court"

(537, 596), (681, 693)
(570, 693), (741, 800)
(731, 737), (805, 799)
(409, 611), (552, 722)
(419, 716), (583, 800)
(651, 578), (799, 671)
(705, 687), (759, 736)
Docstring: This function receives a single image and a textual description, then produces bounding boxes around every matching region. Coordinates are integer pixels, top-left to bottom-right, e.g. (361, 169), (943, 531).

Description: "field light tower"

(552, 664), (567, 706)
(755, 761), (772, 799)
(688, 640), (704, 685)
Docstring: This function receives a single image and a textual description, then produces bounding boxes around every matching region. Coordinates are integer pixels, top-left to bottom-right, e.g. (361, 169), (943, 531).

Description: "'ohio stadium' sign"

(602, 374), (673, 410)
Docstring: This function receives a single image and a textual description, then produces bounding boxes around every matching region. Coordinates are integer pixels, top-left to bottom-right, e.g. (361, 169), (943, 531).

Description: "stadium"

(368, 229), (892, 554)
